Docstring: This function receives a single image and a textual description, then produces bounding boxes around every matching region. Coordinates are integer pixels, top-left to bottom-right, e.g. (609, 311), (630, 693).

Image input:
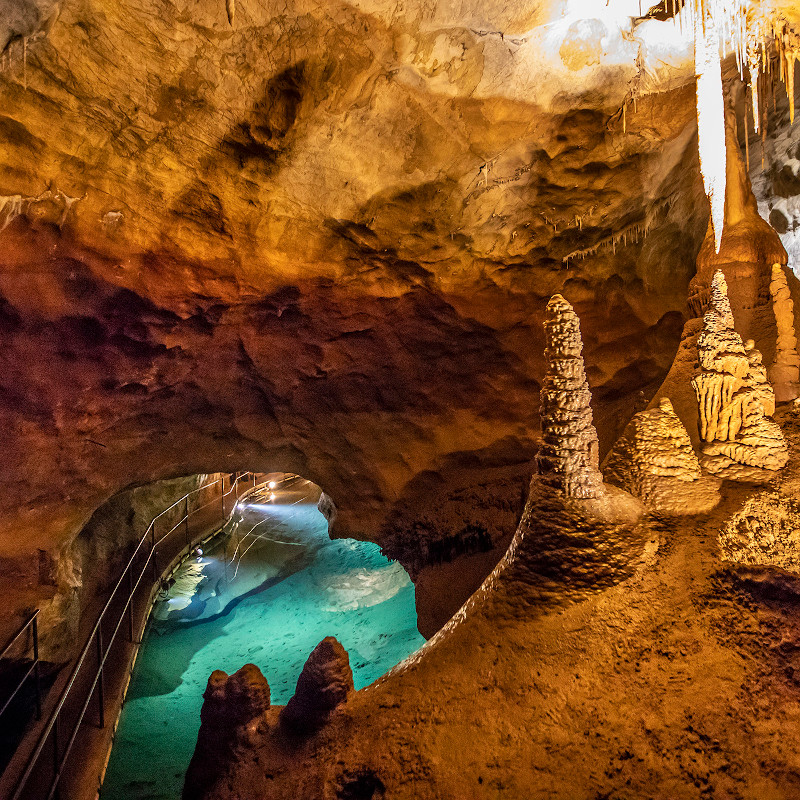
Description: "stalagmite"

(768, 263), (800, 402)
(281, 637), (354, 733)
(692, 270), (788, 481)
(604, 398), (720, 515)
(535, 294), (604, 500)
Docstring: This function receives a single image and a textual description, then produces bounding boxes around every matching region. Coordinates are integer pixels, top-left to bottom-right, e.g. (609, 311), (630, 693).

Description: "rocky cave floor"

(187, 403), (800, 800)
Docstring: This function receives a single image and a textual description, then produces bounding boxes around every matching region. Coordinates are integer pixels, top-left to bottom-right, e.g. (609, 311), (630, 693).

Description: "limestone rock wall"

(32, 475), (210, 660)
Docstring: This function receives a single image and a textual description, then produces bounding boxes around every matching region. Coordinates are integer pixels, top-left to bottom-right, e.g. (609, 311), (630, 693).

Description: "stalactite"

(693, 0), (726, 253)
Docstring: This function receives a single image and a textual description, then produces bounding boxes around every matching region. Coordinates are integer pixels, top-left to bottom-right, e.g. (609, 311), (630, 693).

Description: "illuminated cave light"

(693, 0), (727, 253)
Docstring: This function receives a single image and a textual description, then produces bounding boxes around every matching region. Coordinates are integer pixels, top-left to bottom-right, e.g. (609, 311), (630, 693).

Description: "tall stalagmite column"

(536, 294), (604, 499)
(689, 112), (787, 366)
(768, 263), (800, 402)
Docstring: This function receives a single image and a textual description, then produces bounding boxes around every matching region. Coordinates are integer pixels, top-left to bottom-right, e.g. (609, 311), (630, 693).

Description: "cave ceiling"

(0, 0), (797, 561)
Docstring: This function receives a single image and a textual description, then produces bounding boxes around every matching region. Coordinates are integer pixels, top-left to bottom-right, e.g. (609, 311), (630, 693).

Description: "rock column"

(768, 263), (800, 402)
(536, 294), (604, 499)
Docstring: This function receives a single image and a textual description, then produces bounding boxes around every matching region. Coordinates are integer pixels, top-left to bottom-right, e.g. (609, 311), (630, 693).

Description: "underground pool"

(100, 476), (426, 800)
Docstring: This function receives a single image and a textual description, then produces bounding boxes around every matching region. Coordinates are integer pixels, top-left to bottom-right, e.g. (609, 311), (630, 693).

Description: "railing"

(0, 610), (41, 725)
(1, 471), (265, 800)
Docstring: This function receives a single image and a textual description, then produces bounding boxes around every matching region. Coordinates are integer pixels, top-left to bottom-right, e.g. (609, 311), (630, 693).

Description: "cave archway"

(99, 470), (425, 800)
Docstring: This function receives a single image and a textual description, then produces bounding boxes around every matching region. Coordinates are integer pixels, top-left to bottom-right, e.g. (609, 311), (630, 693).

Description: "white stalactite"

(694, 1), (726, 254)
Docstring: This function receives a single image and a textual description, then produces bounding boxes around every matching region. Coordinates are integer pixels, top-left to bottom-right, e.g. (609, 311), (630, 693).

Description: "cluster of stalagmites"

(544, 266), (794, 515)
(692, 270), (788, 482)
(185, 636), (354, 797)
(535, 294), (604, 500)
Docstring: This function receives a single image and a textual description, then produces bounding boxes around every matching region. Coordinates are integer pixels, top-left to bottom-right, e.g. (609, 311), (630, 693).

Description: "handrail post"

(185, 495), (190, 548)
(127, 568), (135, 642)
(220, 474), (226, 519)
(96, 627), (105, 728)
(53, 713), (59, 778)
(33, 613), (42, 720)
(151, 521), (158, 584)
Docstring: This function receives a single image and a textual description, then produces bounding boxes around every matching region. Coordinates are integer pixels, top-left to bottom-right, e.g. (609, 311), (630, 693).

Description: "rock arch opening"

(99, 471), (425, 800)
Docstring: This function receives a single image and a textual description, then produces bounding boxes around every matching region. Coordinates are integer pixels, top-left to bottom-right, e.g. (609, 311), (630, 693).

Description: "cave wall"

(0, 0), (713, 631)
(32, 474), (213, 660)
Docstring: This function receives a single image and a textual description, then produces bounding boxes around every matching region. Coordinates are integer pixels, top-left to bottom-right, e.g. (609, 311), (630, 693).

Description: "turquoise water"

(101, 484), (425, 800)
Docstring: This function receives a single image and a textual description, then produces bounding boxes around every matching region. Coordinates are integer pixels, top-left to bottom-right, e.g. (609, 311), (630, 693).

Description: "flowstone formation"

(692, 270), (788, 482)
(688, 116), (786, 366)
(768, 263), (800, 402)
(535, 294), (604, 500)
(603, 397), (720, 515)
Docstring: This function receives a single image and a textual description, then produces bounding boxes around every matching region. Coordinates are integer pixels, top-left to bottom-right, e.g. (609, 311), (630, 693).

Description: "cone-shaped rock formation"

(536, 294), (604, 500)
(604, 397), (720, 515)
(692, 271), (788, 481)
(281, 636), (354, 733)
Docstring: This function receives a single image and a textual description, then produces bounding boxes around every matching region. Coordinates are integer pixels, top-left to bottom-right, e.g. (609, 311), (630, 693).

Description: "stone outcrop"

(692, 271), (788, 481)
(603, 397), (720, 515)
(535, 294), (604, 500)
(183, 664), (271, 800)
(768, 263), (800, 402)
(281, 636), (354, 733)
(199, 663), (271, 731)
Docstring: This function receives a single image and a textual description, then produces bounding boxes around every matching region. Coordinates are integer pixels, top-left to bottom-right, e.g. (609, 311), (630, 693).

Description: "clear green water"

(101, 486), (425, 800)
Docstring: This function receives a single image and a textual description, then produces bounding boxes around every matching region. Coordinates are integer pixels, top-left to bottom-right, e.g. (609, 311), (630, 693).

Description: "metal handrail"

(8, 471), (265, 800)
(0, 610), (41, 722)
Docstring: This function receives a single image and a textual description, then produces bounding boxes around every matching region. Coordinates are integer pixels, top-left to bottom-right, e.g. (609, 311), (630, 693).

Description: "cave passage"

(100, 475), (425, 800)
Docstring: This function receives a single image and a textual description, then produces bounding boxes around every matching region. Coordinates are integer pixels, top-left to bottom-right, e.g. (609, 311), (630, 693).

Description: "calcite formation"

(688, 116), (786, 367)
(719, 491), (800, 571)
(535, 294), (604, 500)
(692, 270), (788, 481)
(281, 636), (354, 733)
(768, 263), (800, 402)
(603, 397), (720, 515)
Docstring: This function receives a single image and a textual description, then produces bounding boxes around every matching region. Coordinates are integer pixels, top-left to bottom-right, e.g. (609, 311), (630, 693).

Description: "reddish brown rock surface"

(281, 636), (354, 733)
